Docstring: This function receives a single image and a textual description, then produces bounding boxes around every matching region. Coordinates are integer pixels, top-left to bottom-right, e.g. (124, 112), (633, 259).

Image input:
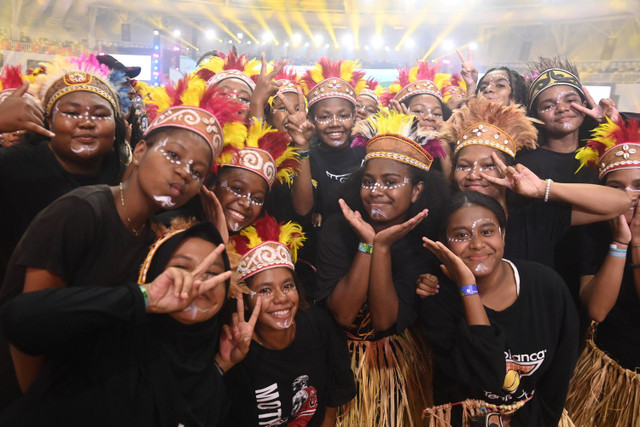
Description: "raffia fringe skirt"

(422, 399), (574, 427)
(336, 328), (433, 427)
(565, 323), (640, 427)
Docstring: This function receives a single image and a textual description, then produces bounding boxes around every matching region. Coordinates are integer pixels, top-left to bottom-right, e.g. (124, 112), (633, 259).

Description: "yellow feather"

(278, 221), (306, 262)
(246, 120), (276, 148)
(433, 73), (449, 90)
(239, 226), (263, 249)
(198, 56), (224, 74)
(374, 110), (415, 135)
(310, 65), (324, 84)
(353, 79), (366, 96)
(244, 58), (261, 77)
(221, 122), (249, 151)
(575, 146), (600, 173)
(408, 66), (419, 83)
(179, 76), (207, 107)
(274, 145), (300, 185)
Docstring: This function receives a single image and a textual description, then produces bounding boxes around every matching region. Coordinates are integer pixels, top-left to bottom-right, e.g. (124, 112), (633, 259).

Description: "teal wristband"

(459, 284), (478, 296)
(358, 242), (374, 254)
(138, 285), (149, 309)
(298, 149), (311, 160)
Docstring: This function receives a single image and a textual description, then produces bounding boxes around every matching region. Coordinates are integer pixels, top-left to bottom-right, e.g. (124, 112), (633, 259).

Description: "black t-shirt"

(1, 284), (227, 427)
(504, 198), (572, 267)
(315, 214), (437, 338)
(516, 148), (598, 185)
(223, 306), (355, 427)
(0, 141), (122, 282)
(419, 259), (579, 427)
(0, 185), (154, 408)
(581, 223), (640, 371)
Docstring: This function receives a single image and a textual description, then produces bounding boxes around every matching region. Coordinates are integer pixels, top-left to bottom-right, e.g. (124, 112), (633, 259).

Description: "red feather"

(365, 77), (379, 90)
(0, 65), (24, 90)
(415, 60), (440, 82)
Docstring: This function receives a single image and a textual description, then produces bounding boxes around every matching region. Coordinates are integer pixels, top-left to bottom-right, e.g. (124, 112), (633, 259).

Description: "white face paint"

(447, 218), (501, 243)
(361, 177), (410, 192)
(474, 263), (489, 274)
(70, 145), (98, 154)
(181, 302), (210, 320)
(54, 104), (114, 122)
(154, 195), (176, 208)
(275, 317), (294, 329)
(369, 207), (387, 219)
(228, 222), (243, 232)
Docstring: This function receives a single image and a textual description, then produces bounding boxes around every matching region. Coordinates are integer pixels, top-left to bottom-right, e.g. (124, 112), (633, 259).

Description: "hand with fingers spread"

(374, 209), (429, 248)
(416, 273), (440, 298)
(200, 186), (230, 244)
(339, 199), (375, 244)
(480, 152), (546, 199)
(251, 54), (287, 118)
(143, 243), (231, 313)
(571, 86), (620, 124)
(422, 237), (476, 288)
(0, 81), (55, 138)
(389, 99), (411, 115)
(277, 88), (314, 149)
(216, 296), (261, 372)
(456, 47), (479, 91)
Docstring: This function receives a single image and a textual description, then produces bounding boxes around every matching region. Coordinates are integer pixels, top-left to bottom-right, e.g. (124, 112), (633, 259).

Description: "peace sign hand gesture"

(570, 86), (621, 124)
(277, 88), (314, 149)
(456, 47), (479, 90)
(143, 243), (231, 313)
(251, 53), (287, 118)
(480, 152), (546, 199)
(215, 295), (262, 373)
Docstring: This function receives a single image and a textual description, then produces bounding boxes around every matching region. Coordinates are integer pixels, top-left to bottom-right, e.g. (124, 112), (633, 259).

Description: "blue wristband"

(459, 284), (478, 296)
(358, 242), (374, 254)
(138, 285), (149, 309)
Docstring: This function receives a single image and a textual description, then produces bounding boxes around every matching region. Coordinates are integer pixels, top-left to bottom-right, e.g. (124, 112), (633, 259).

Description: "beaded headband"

(207, 70), (256, 91)
(394, 80), (442, 104)
(454, 122), (517, 158)
(306, 77), (356, 108)
(528, 68), (583, 110)
(365, 133), (433, 172)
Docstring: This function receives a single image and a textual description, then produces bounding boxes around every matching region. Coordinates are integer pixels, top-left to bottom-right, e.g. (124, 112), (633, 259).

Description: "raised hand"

(389, 99), (411, 115)
(456, 47), (479, 90)
(422, 237), (476, 287)
(339, 199), (375, 244)
(571, 86), (621, 124)
(277, 88), (314, 148)
(480, 152), (546, 199)
(0, 81), (55, 138)
(374, 209), (429, 248)
(144, 243), (229, 313)
(609, 214), (632, 245)
(250, 53), (287, 118)
(416, 273), (440, 298)
(216, 295), (262, 372)
(200, 186), (229, 244)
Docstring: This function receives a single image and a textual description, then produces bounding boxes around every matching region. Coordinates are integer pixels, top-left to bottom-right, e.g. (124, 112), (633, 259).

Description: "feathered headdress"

(576, 118), (640, 178)
(357, 77), (383, 104)
(29, 54), (132, 116)
(195, 50), (260, 91)
(216, 119), (299, 188)
(352, 110), (445, 172)
(300, 58), (366, 108)
(230, 214), (305, 281)
(141, 73), (248, 163)
(0, 65), (27, 103)
(439, 98), (538, 158)
(527, 57), (584, 112)
(380, 60), (449, 107)
(441, 73), (467, 104)
(268, 66), (301, 108)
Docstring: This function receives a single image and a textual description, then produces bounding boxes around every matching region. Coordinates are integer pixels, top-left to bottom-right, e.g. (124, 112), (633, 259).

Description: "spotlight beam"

(196, 4), (240, 42)
(421, 6), (474, 60)
(315, 0), (338, 47)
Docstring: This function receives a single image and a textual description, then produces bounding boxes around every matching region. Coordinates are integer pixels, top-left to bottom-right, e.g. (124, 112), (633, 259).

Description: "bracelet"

(297, 149), (311, 160)
(138, 285), (149, 309)
(543, 179), (552, 203)
(609, 249), (627, 258)
(629, 263), (640, 268)
(213, 360), (225, 376)
(632, 243), (640, 248)
(358, 242), (374, 254)
(613, 240), (629, 246)
(459, 284), (479, 296)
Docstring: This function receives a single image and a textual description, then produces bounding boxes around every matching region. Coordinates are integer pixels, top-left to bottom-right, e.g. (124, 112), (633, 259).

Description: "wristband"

(138, 285), (149, 309)
(358, 242), (374, 254)
(608, 244), (627, 258)
(297, 149), (311, 160)
(613, 240), (629, 246)
(213, 360), (225, 376)
(459, 284), (478, 296)
(543, 179), (552, 203)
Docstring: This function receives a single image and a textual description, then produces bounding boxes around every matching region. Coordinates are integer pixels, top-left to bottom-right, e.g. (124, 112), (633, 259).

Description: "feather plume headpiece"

(29, 54), (131, 116)
(439, 98), (538, 159)
(141, 73), (248, 162)
(576, 118), (640, 178)
(195, 50), (260, 91)
(352, 110), (445, 172)
(441, 73), (467, 104)
(216, 119), (299, 188)
(300, 58), (366, 108)
(357, 77), (383, 104)
(0, 65), (28, 104)
(380, 60), (449, 107)
(230, 214), (305, 281)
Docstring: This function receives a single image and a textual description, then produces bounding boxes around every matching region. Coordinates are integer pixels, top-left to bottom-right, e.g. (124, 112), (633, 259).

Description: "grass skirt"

(565, 323), (640, 426)
(336, 328), (433, 426)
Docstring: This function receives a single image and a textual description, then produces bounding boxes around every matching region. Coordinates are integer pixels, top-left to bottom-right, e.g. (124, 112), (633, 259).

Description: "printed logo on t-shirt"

(255, 375), (318, 426)
(483, 348), (547, 403)
(325, 171), (353, 183)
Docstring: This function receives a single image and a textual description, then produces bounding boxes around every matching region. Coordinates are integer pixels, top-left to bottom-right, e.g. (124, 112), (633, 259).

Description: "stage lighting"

(247, 40), (252, 45)
(293, 33), (302, 46)
(228, 40), (233, 44)
(342, 33), (353, 46)
(153, 29), (160, 36)
(261, 32), (273, 44)
(406, 38), (415, 48)
(237, 32), (244, 39)
(443, 40), (454, 50)
(469, 41), (478, 50)
(324, 43), (330, 48)
(372, 35), (383, 49)
(205, 30), (216, 40)
(173, 29), (181, 38)
(284, 42), (290, 47)
(304, 42), (310, 47)
(314, 34), (324, 46)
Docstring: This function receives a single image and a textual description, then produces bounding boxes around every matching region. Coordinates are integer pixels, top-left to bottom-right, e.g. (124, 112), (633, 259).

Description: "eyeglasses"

(355, 104), (378, 115)
(313, 112), (353, 125)
(361, 177), (410, 192)
(220, 181), (265, 206)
